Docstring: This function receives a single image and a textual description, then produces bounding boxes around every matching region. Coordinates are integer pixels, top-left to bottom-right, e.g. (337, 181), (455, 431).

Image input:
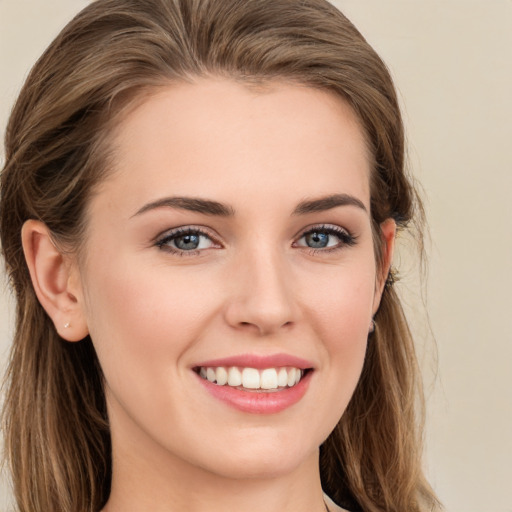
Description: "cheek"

(82, 257), (203, 383)
(302, 260), (375, 340)
(301, 261), (375, 402)
(80, 257), (222, 448)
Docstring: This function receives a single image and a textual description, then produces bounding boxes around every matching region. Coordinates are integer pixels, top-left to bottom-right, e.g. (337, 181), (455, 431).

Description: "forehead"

(94, 78), (371, 216)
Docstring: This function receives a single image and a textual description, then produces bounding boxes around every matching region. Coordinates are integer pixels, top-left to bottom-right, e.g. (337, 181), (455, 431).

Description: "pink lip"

(193, 353), (314, 370)
(195, 370), (313, 414)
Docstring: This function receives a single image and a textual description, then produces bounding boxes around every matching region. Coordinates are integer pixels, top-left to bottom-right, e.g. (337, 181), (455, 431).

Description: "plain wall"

(1, 1), (511, 511)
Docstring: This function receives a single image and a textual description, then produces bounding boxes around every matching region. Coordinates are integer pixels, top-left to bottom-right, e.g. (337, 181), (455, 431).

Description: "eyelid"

(153, 224), (219, 243)
(293, 223), (352, 239)
(152, 223), (356, 257)
(154, 225), (222, 254)
(292, 223), (357, 250)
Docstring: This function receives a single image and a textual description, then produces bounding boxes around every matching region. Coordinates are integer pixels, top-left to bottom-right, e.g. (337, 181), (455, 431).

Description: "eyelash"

(295, 225), (357, 255)
(155, 224), (357, 257)
(155, 226), (217, 256)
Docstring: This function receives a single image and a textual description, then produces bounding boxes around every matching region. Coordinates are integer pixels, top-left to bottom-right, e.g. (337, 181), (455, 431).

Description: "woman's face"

(74, 79), (394, 481)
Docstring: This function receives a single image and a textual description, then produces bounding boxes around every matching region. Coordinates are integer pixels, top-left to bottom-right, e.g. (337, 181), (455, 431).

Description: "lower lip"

(195, 371), (313, 414)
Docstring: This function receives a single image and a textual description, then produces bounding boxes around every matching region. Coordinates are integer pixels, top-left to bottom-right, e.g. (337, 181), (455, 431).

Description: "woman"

(0, 0), (440, 511)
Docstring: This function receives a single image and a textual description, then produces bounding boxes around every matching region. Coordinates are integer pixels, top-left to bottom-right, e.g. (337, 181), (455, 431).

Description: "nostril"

(223, 289), (298, 335)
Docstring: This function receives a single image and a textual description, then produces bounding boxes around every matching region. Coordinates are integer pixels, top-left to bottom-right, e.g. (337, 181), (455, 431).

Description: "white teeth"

(242, 368), (260, 389)
(277, 367), (288, 387)
(206, 367), (216, 383)
(216, 366), (228, 386)
(260, 368), (278, 390)
(287, 367), (297, 387)
(198, 365), (305, 390)
(227, 366), (242, 387)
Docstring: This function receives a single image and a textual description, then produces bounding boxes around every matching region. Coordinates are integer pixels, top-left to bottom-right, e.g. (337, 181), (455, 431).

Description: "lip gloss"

(194, 353), (314, 370)
(195, 369), (313, 414)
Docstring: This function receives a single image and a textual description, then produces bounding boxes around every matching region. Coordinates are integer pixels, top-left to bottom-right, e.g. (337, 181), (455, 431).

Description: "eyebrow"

(133, 192), (366, 218)
(133, 196), (235, 217)
(292, 193), (367, 215)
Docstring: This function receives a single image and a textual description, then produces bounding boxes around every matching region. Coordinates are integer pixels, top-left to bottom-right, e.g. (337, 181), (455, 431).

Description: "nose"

(223, 248), (299, 336)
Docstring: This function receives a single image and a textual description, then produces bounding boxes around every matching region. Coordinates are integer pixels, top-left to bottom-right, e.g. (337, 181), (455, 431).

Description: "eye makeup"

(294, 224), (357, 255)
(155, 226), (220, 256)
(154, 222), (357, 258)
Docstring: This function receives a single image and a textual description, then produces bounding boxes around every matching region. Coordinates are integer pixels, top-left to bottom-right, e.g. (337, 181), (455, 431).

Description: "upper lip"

(193, 353), (315, 370)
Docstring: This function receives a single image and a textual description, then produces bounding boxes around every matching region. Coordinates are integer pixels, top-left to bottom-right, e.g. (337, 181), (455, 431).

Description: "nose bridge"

(225, 241), (298, 335)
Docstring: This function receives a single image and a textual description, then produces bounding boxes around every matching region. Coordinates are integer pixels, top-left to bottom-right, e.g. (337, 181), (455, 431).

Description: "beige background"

(1, 1), (511, 511)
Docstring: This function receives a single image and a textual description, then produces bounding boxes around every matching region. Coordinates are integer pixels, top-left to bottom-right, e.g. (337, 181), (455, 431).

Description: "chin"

(203, 451), (312, 481)
(188, 429), (320, 481)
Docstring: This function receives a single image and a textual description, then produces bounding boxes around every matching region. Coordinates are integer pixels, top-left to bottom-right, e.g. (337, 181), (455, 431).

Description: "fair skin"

(22, 79), (395, 512)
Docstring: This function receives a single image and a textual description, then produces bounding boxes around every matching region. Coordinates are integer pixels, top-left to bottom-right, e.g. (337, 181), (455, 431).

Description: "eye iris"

(306, 231), (329, 248)
(175, 233), (200, 250)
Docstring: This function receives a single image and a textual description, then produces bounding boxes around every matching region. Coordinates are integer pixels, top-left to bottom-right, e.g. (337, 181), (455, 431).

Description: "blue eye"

(304, 231), (331, 249)
(156, 228), (216, 254)
(296, 225), (355, 251)
(174, 233), (202, 250)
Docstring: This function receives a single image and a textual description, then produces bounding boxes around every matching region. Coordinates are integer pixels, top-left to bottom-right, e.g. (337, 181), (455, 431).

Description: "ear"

(372, 217), (396, 315)
(21, 220), (89, 342)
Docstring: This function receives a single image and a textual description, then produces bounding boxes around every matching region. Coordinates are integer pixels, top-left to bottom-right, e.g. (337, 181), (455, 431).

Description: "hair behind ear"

(321, 283), (437, 511)
(2, 271), (111, 511)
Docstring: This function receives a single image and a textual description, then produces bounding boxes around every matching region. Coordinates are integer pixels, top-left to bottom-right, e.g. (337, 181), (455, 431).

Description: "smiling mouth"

(194, 366), (312, 392)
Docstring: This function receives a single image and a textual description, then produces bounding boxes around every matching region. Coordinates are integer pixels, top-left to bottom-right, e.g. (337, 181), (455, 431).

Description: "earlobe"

(372, 218), (396, 314)
(21, 220), (89, 342)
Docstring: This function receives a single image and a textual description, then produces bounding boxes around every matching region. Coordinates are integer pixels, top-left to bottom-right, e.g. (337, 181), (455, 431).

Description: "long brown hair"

(1, 1), (440, 510)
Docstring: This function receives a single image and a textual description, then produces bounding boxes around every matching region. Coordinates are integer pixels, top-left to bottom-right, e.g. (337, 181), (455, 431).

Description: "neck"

(103, 432), (327, 512)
